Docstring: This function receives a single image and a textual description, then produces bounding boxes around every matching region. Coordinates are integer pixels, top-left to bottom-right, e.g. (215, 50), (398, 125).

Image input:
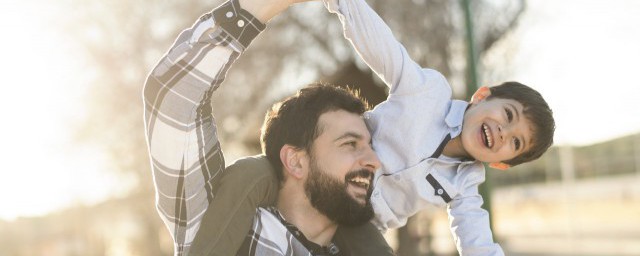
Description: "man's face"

(460, 97), (534, 164)
(303, 110), (380, 225)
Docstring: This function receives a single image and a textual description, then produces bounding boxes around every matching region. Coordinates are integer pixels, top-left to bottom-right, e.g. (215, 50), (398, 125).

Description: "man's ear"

(279, 144), (306, 179)
(489, 162), (510, 170)
(470, 86), (492, 104)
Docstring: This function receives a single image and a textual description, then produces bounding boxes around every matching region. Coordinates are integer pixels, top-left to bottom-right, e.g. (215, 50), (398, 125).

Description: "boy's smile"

(481, 123), (494, 148)
(445, 86), (535, 168)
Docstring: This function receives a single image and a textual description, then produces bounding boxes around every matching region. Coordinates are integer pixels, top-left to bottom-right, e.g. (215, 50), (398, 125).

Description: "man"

(142, 0), (392, 254)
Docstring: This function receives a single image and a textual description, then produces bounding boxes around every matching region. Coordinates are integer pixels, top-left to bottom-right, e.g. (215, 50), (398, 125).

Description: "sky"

(0, 0), (639, 220)
(508, 0), (640, 146)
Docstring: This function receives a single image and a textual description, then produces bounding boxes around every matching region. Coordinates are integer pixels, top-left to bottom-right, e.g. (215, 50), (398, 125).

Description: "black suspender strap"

(426, 174), (452, 203)
(426, 134), (453, 203)
(429, 134), (451, 158)
(380, 134), (455, 204)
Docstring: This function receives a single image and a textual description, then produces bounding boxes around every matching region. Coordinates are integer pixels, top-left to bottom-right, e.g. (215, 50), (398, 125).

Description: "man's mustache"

(345, 169), (373, 181)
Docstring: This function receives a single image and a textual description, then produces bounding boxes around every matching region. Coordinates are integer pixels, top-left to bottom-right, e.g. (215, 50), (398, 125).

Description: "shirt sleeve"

(142, 0), (265, 254)
(447, 166), (505, 256)
(323, 0), (447, 96)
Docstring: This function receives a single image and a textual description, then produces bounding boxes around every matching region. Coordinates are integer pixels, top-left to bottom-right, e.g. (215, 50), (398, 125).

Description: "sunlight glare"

(0, 0), (119, 220)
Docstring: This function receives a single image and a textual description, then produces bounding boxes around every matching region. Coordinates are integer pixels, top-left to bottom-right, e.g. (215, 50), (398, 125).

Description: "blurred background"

(1, 0), (639, 255)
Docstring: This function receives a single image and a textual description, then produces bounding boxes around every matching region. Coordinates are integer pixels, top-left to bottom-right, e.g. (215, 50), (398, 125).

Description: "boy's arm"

(324, 0), (447, 95)
(142, 0), (292, 254)
(448, 170), (505, 256)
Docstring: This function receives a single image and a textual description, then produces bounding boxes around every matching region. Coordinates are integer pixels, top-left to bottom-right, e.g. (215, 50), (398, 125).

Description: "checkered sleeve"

(142, 0), (265, 255)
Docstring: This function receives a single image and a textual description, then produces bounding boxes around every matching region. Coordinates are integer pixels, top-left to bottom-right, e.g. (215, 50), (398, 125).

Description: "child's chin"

(468, 151), (490, 162)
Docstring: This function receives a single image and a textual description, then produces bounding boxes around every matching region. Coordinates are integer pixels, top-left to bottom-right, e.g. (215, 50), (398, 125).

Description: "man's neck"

(276, 183), (338, 246)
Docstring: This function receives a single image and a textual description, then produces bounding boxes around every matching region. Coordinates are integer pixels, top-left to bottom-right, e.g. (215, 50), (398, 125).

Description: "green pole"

(461, 0), (496, 240)
(462, 0), (479, 90)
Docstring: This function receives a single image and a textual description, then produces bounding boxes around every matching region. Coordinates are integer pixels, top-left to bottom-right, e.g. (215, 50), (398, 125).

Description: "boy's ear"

(489, 162), (511, 170)
(470, 86), (492, 104)
(279, 144), (307, 179)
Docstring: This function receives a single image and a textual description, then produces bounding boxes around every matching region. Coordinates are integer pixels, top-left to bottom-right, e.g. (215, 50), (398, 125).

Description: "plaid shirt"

(143, 0), (267, 254)
(237, 207), (343, 256)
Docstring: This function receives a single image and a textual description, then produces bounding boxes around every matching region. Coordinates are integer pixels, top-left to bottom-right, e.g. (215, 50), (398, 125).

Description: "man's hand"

(240, 0), (318, 23)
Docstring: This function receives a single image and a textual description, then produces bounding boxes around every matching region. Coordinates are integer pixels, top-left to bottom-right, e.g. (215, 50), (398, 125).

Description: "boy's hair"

(488, 81), (555, 166)
(260, 83), (369, 181)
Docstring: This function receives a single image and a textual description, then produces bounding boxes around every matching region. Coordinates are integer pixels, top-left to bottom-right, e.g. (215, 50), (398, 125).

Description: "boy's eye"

(505, 108), (513, 122)
(513, 137), (521, 151)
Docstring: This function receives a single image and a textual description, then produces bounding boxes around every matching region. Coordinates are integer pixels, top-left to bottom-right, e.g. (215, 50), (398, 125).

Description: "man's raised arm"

(142, 0), (296, 254)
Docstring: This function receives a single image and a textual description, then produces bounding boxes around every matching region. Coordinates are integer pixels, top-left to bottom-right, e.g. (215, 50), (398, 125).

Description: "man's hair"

(260, 83), (369, 181)
(488, 81), (555, 166)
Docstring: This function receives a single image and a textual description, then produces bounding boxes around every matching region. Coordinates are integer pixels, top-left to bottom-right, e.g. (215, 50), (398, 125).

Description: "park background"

(1, 0), (639, 255)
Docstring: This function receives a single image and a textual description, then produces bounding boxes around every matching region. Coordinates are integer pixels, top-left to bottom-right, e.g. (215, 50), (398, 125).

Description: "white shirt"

(325, 0), (505, 255)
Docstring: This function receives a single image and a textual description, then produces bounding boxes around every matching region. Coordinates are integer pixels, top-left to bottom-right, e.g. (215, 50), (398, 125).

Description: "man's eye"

(505, 108), (513, 122)
(514, 137), (521, 151)
(343, 141), (357, 148)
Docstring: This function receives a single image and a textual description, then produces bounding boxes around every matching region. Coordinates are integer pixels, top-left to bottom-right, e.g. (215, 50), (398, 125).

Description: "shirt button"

(237, 20), (245, 27)
(373, 191), (379, 197)
(437, 189), (444, 195)
(225, 11), (234, 18)
(328, 244), (340, 255)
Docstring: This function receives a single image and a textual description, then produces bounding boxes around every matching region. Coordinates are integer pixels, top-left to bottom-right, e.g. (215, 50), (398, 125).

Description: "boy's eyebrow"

(507, 103), (520, 122)
(508, 102), (527, 152)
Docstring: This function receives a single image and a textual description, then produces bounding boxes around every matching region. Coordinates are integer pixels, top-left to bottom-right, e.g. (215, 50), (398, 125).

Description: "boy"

(189, 0), (554, 255)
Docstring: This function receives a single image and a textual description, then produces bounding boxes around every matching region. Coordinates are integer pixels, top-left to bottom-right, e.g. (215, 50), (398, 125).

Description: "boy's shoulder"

(450, 159), (486, 186)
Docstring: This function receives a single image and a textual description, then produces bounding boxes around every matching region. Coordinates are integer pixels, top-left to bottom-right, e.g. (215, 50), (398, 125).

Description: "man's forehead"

(317, 110), (369, 138)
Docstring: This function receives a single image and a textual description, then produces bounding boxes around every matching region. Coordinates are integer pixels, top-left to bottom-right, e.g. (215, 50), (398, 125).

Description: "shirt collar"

(445, 100), (468, 138)
(267, 207), (341, 255)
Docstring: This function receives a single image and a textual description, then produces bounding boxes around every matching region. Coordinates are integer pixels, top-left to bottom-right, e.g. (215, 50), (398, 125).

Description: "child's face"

(460, 95), (533, 166)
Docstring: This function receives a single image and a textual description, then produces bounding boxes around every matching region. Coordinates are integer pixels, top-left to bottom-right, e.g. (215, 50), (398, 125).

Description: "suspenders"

(379, 134), (454, 204)
(426, 134), (453, 203)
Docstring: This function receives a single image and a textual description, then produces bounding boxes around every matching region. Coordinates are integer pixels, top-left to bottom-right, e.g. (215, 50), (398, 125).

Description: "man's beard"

(304, 157), (374, 227)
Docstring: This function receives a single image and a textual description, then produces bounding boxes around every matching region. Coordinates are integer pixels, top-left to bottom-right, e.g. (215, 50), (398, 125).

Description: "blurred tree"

(67, 0), (525, 254)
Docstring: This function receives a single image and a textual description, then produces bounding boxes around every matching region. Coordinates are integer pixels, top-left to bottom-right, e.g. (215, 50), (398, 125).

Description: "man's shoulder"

(227, 154), (274, 173)
(222, 155), (279, 203)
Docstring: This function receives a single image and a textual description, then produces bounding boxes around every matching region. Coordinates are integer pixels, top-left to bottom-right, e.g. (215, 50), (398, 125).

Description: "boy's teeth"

(482, 124), (493, 148)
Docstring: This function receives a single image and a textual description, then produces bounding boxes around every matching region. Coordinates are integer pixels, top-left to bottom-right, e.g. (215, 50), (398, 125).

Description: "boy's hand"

(240, 0), (318, 23)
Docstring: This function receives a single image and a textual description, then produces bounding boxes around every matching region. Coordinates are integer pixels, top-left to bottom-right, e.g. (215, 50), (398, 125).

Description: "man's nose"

(361, 146), (381, 172)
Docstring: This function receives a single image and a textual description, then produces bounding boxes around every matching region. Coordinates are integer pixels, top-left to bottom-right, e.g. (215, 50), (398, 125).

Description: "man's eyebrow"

(333, 132), (364, 142)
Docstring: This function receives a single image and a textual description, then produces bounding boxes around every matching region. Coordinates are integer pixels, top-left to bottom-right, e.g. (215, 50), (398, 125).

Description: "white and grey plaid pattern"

(143, 1), (264, 254)
(237, 207), (341, 256)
